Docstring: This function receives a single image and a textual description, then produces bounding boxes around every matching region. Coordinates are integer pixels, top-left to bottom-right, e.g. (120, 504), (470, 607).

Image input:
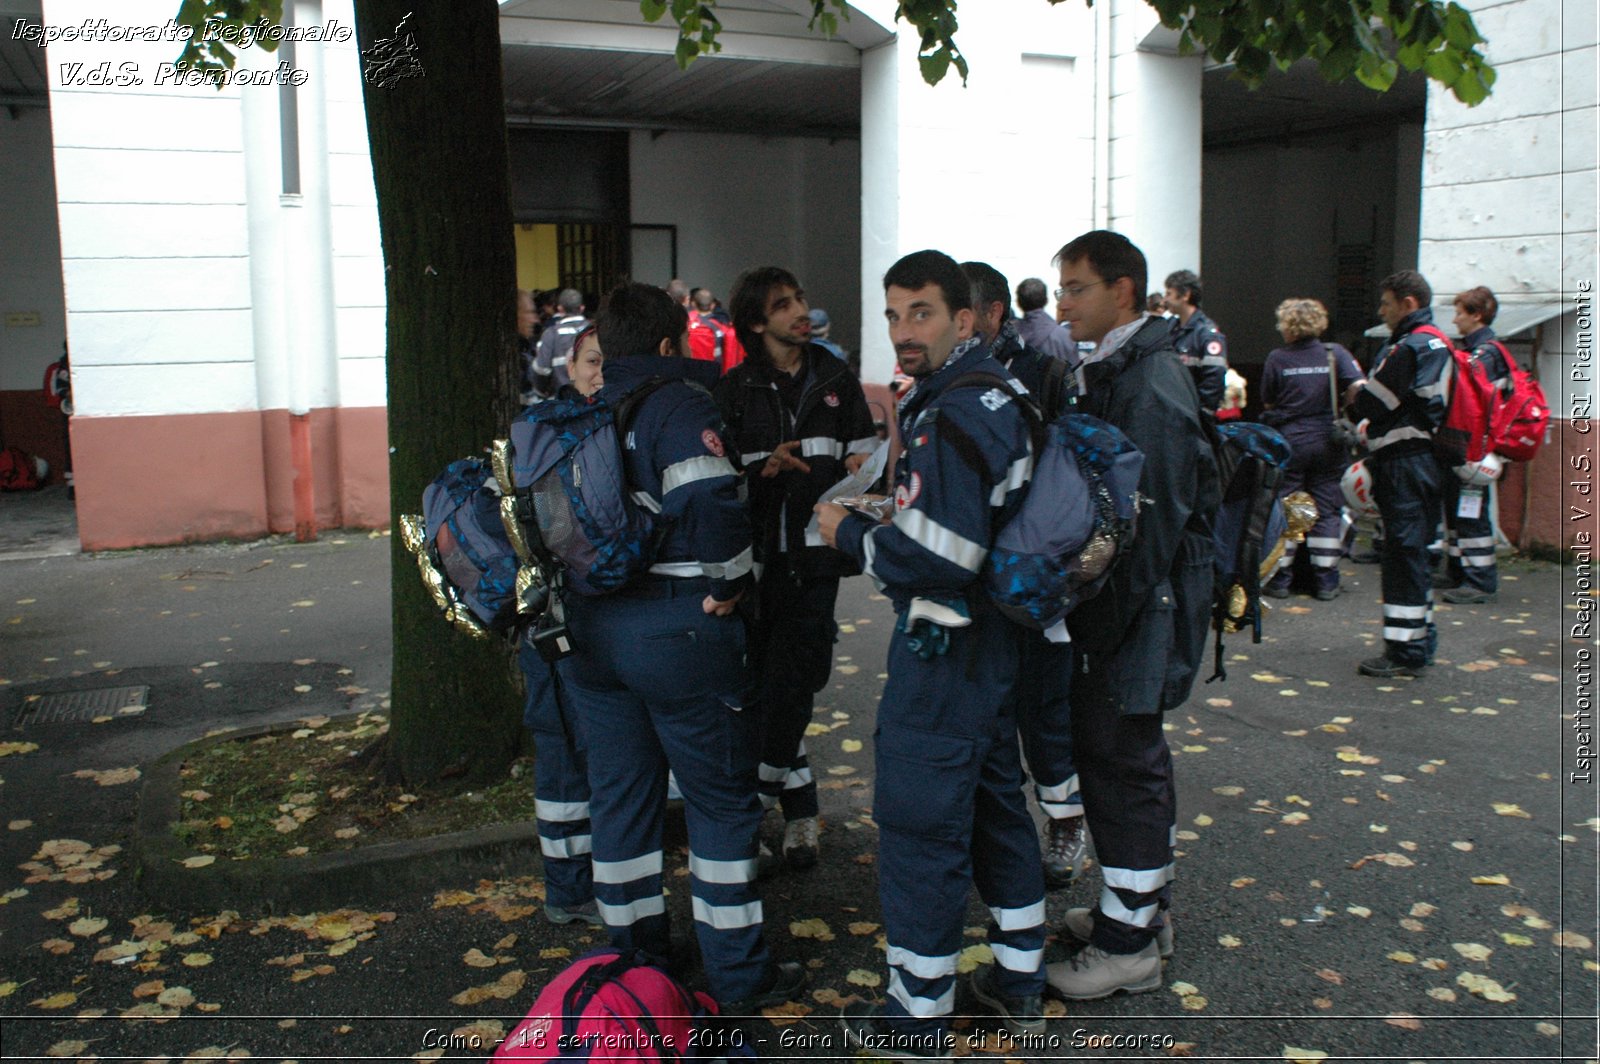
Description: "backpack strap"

(1037, 356), (1074, 422)
(938, 371), (1045, 472)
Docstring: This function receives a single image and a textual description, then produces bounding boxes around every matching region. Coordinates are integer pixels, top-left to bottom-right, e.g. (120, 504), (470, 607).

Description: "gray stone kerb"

(134, 715), (543, 914)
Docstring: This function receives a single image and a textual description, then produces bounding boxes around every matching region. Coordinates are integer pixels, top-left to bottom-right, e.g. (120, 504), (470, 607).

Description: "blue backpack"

(399, 457), (540, 639)
(945, 373), (1145, 630)
(501, 382), (668, 598)
(1206, 420), (1294, 680)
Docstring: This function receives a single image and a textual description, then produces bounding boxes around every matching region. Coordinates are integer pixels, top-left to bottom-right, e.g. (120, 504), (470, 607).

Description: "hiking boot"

(1349, 548), (1381, 564)
(1060, 907), (1174, 959)
(839, 1002), (954, 1060)
(1358, 655), (1425, 678)
(1045, 941), (1162, 1001)
(782, 816), (819, 870)
(1043, 815), (1087, 890)
(544, 900), (603, 928)
(721, 960), (805, 1015)
(1313, 585), (1340, 601)
(756, 840), (782, 880)
(1261, 582), (1291, 599)
(1430, 572), (1459, 589)
(968, 961), (1045, 1038)
(1442, 587), (1495, 604)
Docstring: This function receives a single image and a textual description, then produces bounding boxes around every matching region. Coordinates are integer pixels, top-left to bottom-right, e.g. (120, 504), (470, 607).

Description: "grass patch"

(172, 711), (538, 860)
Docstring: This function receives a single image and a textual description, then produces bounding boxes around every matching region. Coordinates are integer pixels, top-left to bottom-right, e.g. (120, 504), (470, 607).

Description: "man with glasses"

(1046, 232), (1219, 1000)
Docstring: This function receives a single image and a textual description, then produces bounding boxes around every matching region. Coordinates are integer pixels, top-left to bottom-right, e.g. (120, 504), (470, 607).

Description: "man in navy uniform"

(962, 260), (1087, 889)
(562, 282), (803, 1013)
(1343, 270), (1453, 677)
(818, 250), (1046, 1055)
(717, 266), (877, 870)
(1164, 269), (1228, 415)
(531, 288), (590, 398)
(1049, 232), (1219, 1000)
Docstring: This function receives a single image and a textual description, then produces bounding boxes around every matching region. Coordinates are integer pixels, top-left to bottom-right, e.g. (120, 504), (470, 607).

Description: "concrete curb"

(135, 715), (543, 913)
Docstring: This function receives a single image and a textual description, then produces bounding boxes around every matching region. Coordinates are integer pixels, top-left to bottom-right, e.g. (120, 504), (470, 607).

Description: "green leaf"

(639, 0), (668, 22)
(919, 47), (951, 85)
(674, 35), (701, 68)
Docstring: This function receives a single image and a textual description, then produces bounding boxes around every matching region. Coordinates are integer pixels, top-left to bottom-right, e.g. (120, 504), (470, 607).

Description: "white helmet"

(1341, 460), (1379, 520)
(1456, 452), (1504, 485)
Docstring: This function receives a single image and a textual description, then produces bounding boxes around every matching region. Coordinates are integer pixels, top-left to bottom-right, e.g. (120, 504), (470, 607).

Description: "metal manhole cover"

(14, 686), (150, 727)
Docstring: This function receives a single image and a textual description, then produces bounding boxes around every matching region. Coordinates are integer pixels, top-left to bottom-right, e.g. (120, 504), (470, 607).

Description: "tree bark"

(353, 0), (524, 787)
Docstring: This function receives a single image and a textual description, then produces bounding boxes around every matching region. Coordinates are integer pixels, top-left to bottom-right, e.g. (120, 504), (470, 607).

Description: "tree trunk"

(353, 0), (524, 787)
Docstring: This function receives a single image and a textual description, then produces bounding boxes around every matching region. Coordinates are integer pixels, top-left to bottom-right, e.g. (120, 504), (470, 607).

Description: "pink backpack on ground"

(493, 949), (753, 1062)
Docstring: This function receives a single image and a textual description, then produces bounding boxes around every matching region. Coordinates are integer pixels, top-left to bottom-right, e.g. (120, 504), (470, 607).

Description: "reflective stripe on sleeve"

(890, 509), (986, 572)
(662, 455), (736, 495)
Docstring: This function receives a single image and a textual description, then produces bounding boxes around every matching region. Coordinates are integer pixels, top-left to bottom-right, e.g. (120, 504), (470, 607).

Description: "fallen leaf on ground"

(1314, 969), (1343, 985)
(1492, 802), (1531, 819)
(67, 916), (108, 937)
(180, 855), (216, 869)
(789, 918), (835, 941)
(848, 922), (880, 936)
(1384, 1015), (1422, 1031)
(1553, 931), (1593, 949)
(72, 767), (140, 787)
(1471, 874), (1512, 886)
(1282, 1048), (1327, 1063)
(30, 991), (77, 1009)
(845, 969), (881, 987)
(1457, 971), (1516, 1002)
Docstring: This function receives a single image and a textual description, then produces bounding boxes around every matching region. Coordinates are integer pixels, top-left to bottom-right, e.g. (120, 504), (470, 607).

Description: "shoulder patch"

(894, 471), (923, 511)
(824, 391), (840, 407)
(1206, 340), (1223, 356)
(1427, 338), (1447, 349)
(701, 429), (725, 457)
(978, 387), (1012, 412)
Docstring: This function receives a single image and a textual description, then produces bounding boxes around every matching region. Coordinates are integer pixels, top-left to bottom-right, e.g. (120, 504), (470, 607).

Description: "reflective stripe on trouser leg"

(1015, 635), (1079, 818)
(1443, 477), (1498, 593)
(653, 667), (769, 1004)
(518, 644), (593, 910)
(752, 573), (838, 824)
(1069, 687), (1175, 954)
(1306, 461), (1349, 594)
(562, 591), (766, 997)
(1374, 451), (1443, 667)
(972, 713), (1047, 997)
(876, 613), (1026, 1039)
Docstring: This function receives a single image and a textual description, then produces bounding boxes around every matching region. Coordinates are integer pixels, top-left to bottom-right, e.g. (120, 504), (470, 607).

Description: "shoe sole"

(544, 907), (602, 928)
(969, 968), (1046, 1038)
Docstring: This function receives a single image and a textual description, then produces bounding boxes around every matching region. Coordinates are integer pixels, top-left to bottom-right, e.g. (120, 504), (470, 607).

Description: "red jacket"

(688, 310), (745, 373)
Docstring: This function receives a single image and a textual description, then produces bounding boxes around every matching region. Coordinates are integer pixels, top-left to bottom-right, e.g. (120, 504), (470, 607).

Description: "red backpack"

(493, 949), (748, 1062)
(1486, 341), (1551, 461)
(1415, 324), (1496, 465)
(0, 446), (43, 492)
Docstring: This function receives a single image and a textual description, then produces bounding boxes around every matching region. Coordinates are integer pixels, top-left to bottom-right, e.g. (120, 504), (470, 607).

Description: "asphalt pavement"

(0, 526), (1595, 1062)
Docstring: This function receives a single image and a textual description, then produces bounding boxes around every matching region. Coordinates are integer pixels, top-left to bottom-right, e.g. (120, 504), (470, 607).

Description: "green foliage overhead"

(650, 0), (1495, 105)
(172, 0), (285, 85)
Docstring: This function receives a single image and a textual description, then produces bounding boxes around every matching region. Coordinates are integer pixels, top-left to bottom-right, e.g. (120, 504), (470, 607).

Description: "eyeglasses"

(1054, 281), (1109, 301)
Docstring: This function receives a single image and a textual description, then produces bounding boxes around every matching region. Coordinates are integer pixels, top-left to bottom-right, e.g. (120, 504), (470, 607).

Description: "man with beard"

(817, 250), (1047, 1055)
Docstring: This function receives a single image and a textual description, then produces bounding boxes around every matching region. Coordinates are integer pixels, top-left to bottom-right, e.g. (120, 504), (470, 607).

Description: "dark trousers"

(1069, 667), (1175, 955)
(1443, 477), (1498, 592)
(1373, 450), (1443, 667)
(749, 567), (839, 822)
(1269, 463), (1346, 593)
(563, 584), (770, 1004)
(875, 608), (1045, 1038)
(517, 642), (592, 910)
(1015, 634), (1080, 818)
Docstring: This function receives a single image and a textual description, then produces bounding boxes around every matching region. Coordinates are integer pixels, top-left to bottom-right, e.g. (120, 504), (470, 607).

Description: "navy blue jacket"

(714, 344), (877, 578)
(1170, 309), (1228, 413)
(1068, 317), (1220, 705)
(1261, 338), (1364, 470)
(834, 341), (1032, 611)
(1349, 307), (1452, 463)
(986, 319), (1077, 420)
(597, 356), (753, 602)
(1461, 326), (1513, 396)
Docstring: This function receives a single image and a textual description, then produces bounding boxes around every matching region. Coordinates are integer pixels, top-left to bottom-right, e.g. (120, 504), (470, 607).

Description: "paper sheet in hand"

(805, 440), (892, 546)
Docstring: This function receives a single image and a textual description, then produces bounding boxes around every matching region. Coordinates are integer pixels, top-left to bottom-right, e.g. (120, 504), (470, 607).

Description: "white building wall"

(1104, 0), (1203, 289)
(1419, 0), (1597, 409)
(857, 0), (1094, 383)
(43, 0), (379, 419)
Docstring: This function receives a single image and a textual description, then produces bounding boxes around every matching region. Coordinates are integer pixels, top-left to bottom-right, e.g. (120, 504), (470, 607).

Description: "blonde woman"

(1260, 298), (1364, 600)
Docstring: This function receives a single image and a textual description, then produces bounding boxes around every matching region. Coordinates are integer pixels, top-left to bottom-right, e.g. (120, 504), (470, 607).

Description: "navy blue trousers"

(563, 583), (771, 1004)
(749, 568), (838, 822)
(1373, 450), (1444, 667)
(874, 607), (1045, 1039)
(517, 642), (593, 910)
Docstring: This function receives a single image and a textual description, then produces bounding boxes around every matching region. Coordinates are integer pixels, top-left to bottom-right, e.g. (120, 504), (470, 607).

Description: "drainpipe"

(282, 0), (338, 542)
(1093, 0), (1112, 229)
